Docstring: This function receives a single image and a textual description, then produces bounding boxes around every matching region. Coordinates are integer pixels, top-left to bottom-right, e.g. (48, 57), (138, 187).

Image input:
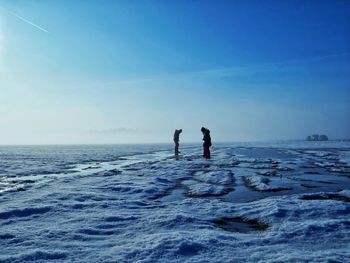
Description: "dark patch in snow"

(301, 193), (350, 203)
(276, 166), (294, 171)
(256, 170), (279, 177)
(0, 206), (52, 220)
(327, 167), (350, 174)
(0, 250), (67, 262)
(301, 164), (320, 169)
(0, 233), (16, 239)
(175, 241), (205, 256)
(301, 184), (319, 189)
(91, 169), (122, 177)
(104, 215), (138, 222)
(287, 176), (336, 185)
(77, 228), (116, 236)
(304, 171), (320, 174)
(10, 179), (35, 184)
(82, 166), (101, 170)
(123, 167), (142, 171)
(185, 188), (233, 197)
(212, 216), (269, 233)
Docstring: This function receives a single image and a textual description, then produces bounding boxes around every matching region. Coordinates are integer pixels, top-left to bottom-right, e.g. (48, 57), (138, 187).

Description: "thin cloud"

(104, 78), (153, 87)
(196, 52), (350, 77)
(102, 52), (350, 86)
(0, 6), (49, 33)
(258, 52), (350, 67)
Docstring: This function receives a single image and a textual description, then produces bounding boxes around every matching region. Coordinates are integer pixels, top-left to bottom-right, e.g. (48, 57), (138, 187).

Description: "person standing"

(201, 127), (211, 159)
(173, 129), (182, 155)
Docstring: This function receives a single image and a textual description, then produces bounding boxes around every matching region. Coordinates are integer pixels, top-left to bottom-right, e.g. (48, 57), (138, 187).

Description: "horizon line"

(0, 139), (349, 146)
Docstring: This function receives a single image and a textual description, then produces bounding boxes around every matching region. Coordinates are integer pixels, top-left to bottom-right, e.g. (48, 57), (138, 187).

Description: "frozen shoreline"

(0, 143), (349, 262)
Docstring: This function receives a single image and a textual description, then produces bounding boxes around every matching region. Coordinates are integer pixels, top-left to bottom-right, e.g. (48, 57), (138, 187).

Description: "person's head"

(201, 127), (206, 134)
(179, 129), (182, 133)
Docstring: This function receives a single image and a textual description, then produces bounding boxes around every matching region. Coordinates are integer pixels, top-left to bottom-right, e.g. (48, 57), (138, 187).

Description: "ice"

(339, 152), (350, 165)
(186, 182), (230, 197)
(193, 170), (233, 185)
(242, 175), (292, 192)
(339, 189), (350, 198)
(0, 142), (350, 262)
(243, 176), (271, 191)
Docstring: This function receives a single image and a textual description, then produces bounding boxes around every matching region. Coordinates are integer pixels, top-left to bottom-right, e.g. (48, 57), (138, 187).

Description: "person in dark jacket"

(201, 127), (211, 159)
(173, 129), (182, 155)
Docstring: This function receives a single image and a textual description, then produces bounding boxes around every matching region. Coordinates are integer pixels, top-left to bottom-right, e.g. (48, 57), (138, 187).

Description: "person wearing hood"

(201, 127), (211, 159)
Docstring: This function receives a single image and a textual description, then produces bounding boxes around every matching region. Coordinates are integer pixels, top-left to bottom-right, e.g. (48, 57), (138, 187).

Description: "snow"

(339, 189), (350, 198)
(243, 176), (272, 191)
(0, 142), (350, 262)
(186, 182), (229, 197)
(193, 170), (234, 185)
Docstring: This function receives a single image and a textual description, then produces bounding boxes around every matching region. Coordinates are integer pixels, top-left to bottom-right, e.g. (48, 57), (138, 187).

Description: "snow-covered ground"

(0, 142), (349, 262)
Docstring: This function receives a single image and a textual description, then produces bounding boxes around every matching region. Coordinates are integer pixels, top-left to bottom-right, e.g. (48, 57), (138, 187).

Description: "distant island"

(306, 134), (329, 141)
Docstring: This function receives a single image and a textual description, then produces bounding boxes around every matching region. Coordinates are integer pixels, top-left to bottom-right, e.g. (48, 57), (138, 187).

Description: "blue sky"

(0, 0), (349, 144)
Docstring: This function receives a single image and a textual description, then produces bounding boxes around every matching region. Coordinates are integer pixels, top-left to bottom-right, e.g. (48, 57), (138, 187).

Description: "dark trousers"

(174, 141), (179, 155)
(203, 146), (210, 158)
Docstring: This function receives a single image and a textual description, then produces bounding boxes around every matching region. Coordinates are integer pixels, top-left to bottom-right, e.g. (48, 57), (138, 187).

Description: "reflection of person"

(173, 129), (182, 155)
(201, 127), (211, 159)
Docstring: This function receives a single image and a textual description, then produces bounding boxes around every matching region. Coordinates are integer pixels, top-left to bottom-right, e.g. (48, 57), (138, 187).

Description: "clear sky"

(0, 0), (349, 144)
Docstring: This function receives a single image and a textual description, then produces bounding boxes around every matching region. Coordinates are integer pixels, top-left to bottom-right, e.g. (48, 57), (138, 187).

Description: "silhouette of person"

(173, 129), (182, 155)
(201, 127), (211, 159)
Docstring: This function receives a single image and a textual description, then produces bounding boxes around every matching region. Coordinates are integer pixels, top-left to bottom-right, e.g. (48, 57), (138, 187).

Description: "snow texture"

(0, 142), (350, 262)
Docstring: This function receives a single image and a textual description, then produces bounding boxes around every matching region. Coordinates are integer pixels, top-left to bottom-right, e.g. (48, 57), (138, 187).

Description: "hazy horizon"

(2, 138), (350, 147)
(1, 1), (349, 144)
